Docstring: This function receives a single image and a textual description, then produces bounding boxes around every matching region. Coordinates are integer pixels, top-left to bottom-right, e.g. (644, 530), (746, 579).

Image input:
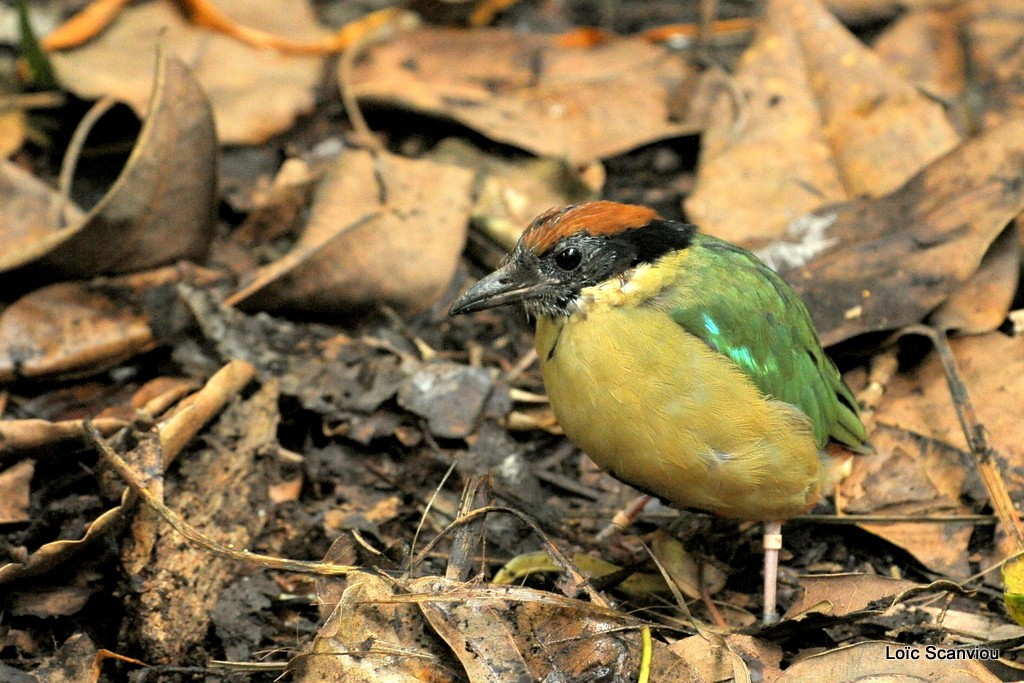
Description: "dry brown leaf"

(775, 116), (1024, 346)
(874, 6), (967, 105)
(967, 0), (1024, 127)
(684, 1), (848, 245)
(0, 460), (33, 524)
(840, 426), (975, 578)
(687, 0), (959, 245)
(49, 0), (328, 144)
(0, 54), (216, 278)
(0, 160), (86, 263)
(671, 634), (781, 683)
(230, 149), (473, 315)
(880, 332), (1024, 488)
(785, 573), (921, 618)
(349, 27), (697, 164)
(0, 265), (218, 383)
(410, 579), (690, 683)
(930, 222), (1020, 334)
(290, 573), (456, 682)
(0, 281), (155, 382)
(776, 640), (1000, 682)
(650, 528), (727, 600)
(0, 109), (26, 159)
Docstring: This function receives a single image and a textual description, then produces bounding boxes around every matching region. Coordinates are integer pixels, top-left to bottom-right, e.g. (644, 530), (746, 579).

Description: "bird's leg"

(762, 520), (783, 625)
(595, 494), (652, 540)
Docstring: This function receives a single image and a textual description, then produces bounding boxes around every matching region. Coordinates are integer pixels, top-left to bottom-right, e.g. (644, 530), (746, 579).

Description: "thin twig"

(84, 421), (359, 576)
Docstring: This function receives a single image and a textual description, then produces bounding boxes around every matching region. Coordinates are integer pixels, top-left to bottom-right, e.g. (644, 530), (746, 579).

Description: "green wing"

(669, 234), (868, 451)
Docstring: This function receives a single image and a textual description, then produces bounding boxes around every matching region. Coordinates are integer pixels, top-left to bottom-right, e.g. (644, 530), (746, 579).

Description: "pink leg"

(595, 494), (652, 540)
(762, 520), (783, 625)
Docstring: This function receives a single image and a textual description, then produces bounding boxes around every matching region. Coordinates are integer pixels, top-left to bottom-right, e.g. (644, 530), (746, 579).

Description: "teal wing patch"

(668, 235), (868, 450)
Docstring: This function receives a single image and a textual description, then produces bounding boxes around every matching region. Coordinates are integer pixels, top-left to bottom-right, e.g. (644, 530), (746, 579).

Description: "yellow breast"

(535, 271), (824, 521)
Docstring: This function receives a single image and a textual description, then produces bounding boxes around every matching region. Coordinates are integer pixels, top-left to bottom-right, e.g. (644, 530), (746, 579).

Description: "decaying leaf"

(49, 0), (329, 144)
(230, 148), (473, 315)
(686, 0), (959, 245)
(839, 425), (976, 578)
(349, 27), (698, 164)
(290, 573), (456, 682)
(774, 116), (1024, 346)
(0, 266), (218, 383)
(0, 280), (155, 382)
(0, 460), (34, 524)
(874, 6), (967, 105)
(0, 53), (216, 278)
(121, 381), (278, 664)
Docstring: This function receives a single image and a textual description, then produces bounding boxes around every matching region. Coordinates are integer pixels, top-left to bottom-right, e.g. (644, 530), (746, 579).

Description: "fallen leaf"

(0, 266), (217, 382)
(967, 0), (1024, 127)
(772, 116), (1024, 346)
(874, 6), (967, 105)
(671, 634), (781, 683)
(230, 148), (473, 315)
(349, 27), (697, 164)
(686, 0), (959, 244)
(0, 460), (33, 524)
(0, 280), (155, 382)
(840, 425), (976, 578)
(290, 573), (455, 682)
(49, 0), (328, 144)
(929, 222), (1020, 334)
(785, 573), (921, 618)
(0, 53), (216, 278)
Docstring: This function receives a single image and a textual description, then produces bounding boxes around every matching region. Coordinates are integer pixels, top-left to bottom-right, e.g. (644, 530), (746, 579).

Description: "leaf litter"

(2, 0), (1024, 681)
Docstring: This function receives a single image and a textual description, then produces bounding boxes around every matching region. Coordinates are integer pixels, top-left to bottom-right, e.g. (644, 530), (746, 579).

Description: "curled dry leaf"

(348, 27), (697, 164)
(49, 0), (328, 144)
(777, 116), (1024, 346)
(687, 0), (959, 244)
(230, 149), (473, 315)
(0, 54), (216, 278)
(0, 281), (155, 382)
(0, 265), (219, 383)
(929, 222), (1020, 334)
(785, 574), (925, 619)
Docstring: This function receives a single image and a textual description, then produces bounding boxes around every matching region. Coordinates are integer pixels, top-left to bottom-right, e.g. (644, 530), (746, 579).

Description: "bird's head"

(450, 201), (696, 318)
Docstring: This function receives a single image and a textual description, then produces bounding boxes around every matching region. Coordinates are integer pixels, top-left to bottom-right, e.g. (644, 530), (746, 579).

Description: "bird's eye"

(554, 247), (583, 271)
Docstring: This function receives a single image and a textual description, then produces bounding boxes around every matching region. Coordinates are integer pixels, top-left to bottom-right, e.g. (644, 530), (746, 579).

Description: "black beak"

(449, 261), (545, 315)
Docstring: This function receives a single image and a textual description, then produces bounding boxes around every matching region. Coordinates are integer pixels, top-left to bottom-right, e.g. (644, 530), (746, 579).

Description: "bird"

(449, 201), (870, 624)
